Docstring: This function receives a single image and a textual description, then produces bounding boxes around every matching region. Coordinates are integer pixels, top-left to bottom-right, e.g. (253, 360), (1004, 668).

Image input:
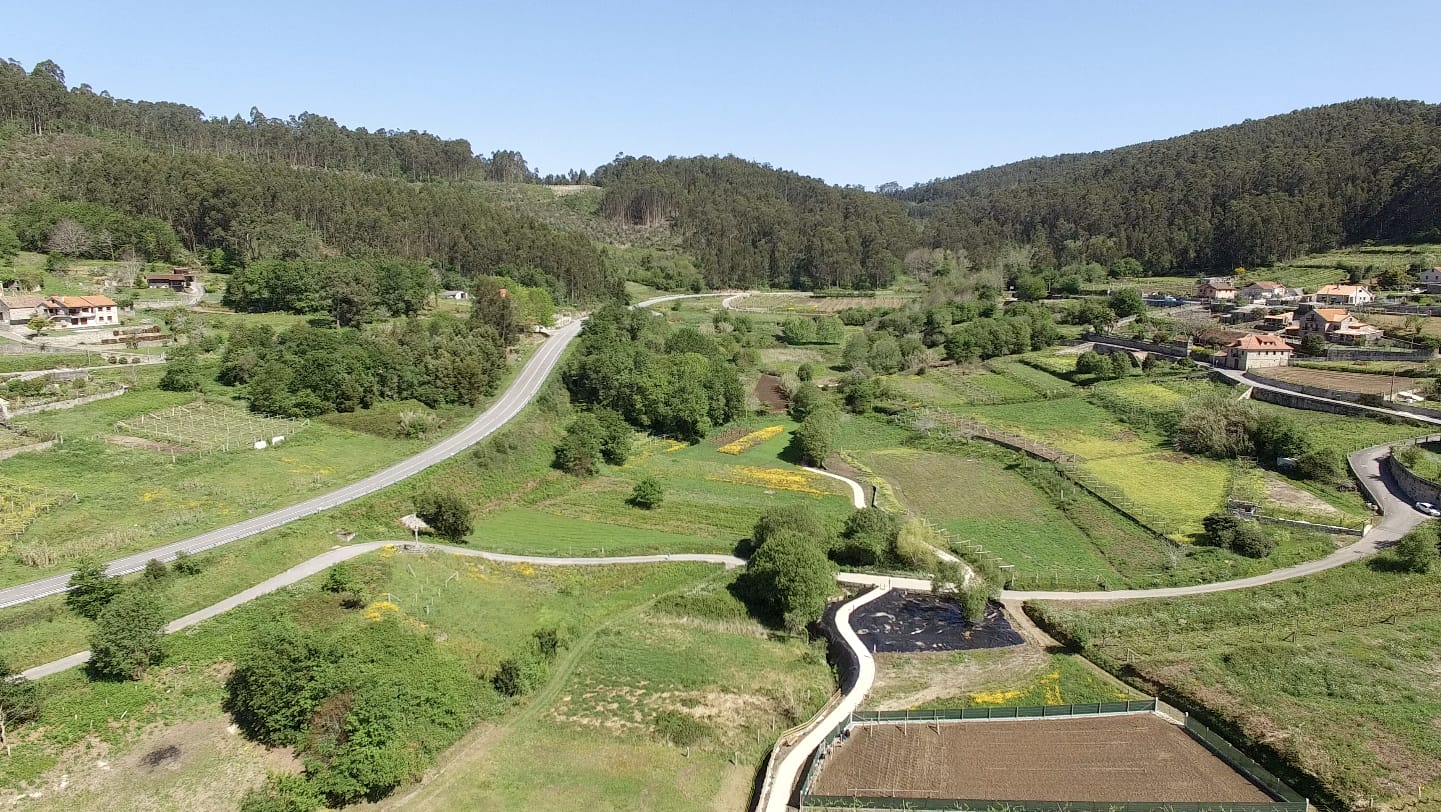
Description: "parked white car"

(1415, 501), (1441, 517)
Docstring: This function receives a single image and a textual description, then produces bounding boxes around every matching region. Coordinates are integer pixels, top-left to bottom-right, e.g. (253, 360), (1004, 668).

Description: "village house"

(144, 270), (196, 292)
(440, 290), (469, 301)
(1241, 281), (1288, 301)
(0, 295), (46, 326)
(1224, 334), (1294, 371)
(1259, 311), (1294, 331)
(1198, 278), (1236, 301)
(38, 295), (119, 328)
(1313, 284), (1374, 306)
(1291, 307), (1383, 345)
(1420, 266), (1441, 290)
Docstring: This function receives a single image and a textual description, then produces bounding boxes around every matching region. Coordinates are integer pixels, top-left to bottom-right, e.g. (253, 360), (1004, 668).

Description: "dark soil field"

(851, 591), (1023, 653)
(754, 373), (787, 412)
(808, 714), (1272, 804)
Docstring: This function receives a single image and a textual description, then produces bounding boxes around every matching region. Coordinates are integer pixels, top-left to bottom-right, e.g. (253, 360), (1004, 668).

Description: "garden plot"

(0, 477), (76, 540)
(114, 401), (308, 452)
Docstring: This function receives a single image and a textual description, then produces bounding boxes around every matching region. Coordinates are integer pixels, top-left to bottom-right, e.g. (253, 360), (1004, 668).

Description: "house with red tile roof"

(1224, 334), (1294, 370)
(39, 295), (119, 328)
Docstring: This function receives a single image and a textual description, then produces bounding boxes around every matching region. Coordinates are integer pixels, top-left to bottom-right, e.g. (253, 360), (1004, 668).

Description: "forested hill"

(0, 58), (618, 303)
(899, 99), (1441, 273)
(592, 155), (917, 289)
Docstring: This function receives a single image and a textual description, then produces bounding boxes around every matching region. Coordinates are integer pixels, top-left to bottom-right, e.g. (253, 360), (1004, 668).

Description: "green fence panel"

(803, 796), (1307, 811)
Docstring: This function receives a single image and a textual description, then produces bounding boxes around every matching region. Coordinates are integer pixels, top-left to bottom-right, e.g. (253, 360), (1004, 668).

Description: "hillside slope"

(901, 99), (1441, 273)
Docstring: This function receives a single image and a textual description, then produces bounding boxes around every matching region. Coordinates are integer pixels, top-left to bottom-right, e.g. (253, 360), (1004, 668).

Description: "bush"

(415, 490), (472, 542)
(893, 518), (942, 569)
(628, 476), (664, 509)
(66, 557), (123, 619)
(1174, 395), (1258, 458)
(323, 563), (363, 601)
(1394, 525), (1439, 573)
(171, 550), (203, 576)
(653, 710), (710, 747)
(796, 362), (814, 382)
(0, 656), (41, 754)
(1201, 510), (1274, 558)
(956, 582), (991, 624)
(493, 650), (548, 697)
(239, 773), (322, 812)
(88, 589), (166, 680)
(142, 558), (168, 582)
(787, 381), (824, 422)
(832, 507), (901, 567)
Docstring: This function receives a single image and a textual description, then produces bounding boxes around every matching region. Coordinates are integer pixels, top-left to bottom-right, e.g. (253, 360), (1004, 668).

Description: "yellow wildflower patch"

(969, 688), (1026, 705)
(380, 544), (397, 559)
(708, 465), (828, 495)
(664, 439), (687, 453)
(1042, 671), (1063, 705)
(512, 562), (536, 578)
(363, 600), (400, 622)
(717, 426), (784, 455)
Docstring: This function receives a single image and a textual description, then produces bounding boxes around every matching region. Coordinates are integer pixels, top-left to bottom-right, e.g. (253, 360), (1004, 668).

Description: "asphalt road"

(0, 293), (733, 610)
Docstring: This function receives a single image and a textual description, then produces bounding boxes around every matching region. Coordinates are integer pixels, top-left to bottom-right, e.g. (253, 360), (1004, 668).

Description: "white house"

(38, 295), (119, 328)
(440, 290), (469, 301)
(0, 295), (45, 326)
(1313, 284), (1374, 306)
(1241, 281), (1287, 301)
(1225, 334), (1294, 371)
(1420, 267), (1441, 289)
(1199, 279), (1237, 301)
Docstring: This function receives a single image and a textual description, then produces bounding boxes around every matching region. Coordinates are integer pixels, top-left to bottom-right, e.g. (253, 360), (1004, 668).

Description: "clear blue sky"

(7, 0), (1439, 188)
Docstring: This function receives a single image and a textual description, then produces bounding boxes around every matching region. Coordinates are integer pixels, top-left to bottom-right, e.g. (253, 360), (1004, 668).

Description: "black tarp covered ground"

(849, 589), (1023, 653)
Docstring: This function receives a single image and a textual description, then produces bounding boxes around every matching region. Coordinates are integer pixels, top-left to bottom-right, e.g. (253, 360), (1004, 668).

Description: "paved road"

(0, 293), (740, 610)
(1214, 366), (1441, 426)
(759, 585), (889, 812)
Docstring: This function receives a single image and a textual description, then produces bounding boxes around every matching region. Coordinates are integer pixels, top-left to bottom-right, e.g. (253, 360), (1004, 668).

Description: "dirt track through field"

(809, 714), (1272, 803)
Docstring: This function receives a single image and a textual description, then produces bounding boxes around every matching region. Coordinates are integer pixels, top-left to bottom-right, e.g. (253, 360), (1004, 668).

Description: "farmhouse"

(145, 270), (196, 291)
(1241, 281), (1287, 301)
(1313, 284), (1374, 306)
(1420, 266), (1441, 290)
(0, 295), (45, 326)
(1198, 279), (1236, 300)
(1224, 334), (1294, 370)
(1292, 307), (1383, 345)
(38, 295), (119, 328)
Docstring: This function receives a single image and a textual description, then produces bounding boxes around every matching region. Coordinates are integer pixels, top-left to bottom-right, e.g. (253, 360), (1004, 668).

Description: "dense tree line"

(0, 58), (537, 182)
(900, 99), (1441, 272)
(221, 317), (505, 416)
(561, 305), (745, 441)
(0, 60), (620, 305)
(222, 257), (433, 325)
(11, 199), (181, 261)
(592, 155), (918, 289)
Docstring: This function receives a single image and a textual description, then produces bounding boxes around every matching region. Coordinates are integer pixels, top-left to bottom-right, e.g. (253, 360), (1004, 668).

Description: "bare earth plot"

(1254, 366), (1419, 396)
(809, 714), (1271, 804)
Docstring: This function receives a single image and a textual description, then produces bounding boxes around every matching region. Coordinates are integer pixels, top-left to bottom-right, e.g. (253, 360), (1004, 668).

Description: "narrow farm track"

(0, 293), (722, 611)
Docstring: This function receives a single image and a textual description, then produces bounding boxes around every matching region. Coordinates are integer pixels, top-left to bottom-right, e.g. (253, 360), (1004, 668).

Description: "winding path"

(0, 293), (724, 611)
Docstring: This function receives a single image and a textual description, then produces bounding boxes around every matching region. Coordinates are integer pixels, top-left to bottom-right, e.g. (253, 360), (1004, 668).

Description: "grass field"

(406, 572), (833, 811)
(2, 550), (736, 810)
(866, 645), (1139, 711)
(1031, 560), (1441, 809)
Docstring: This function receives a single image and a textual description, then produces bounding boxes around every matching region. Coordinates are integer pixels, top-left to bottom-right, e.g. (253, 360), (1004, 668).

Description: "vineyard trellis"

(0, 477), (77, 539)
(115, 400), (309, 453)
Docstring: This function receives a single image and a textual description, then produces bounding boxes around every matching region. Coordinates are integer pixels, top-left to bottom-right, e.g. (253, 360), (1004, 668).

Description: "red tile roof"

(1230, 334), (1294, 352)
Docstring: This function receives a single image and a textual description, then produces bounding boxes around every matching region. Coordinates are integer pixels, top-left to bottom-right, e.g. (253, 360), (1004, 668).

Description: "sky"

(6, 1), (1440, 188)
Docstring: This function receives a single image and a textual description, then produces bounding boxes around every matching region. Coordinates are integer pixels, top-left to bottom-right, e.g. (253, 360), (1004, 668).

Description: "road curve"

(760, 585), (889, 812)
(0, 293), (727, 611)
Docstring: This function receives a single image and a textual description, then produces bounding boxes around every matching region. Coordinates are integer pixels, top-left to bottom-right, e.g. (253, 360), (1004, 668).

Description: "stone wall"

(1082, 332), (1192, 358)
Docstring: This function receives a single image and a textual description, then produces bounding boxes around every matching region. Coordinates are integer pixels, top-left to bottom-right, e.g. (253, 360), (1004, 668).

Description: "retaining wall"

(1083, 332), (1192, 358)
(1386, 452), (1441, 506)
(1248, 385), (1428, 424)
(1324, 347), (1436, 362)
(11, 386), (127, 416)
(0, 439), (57, 461)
